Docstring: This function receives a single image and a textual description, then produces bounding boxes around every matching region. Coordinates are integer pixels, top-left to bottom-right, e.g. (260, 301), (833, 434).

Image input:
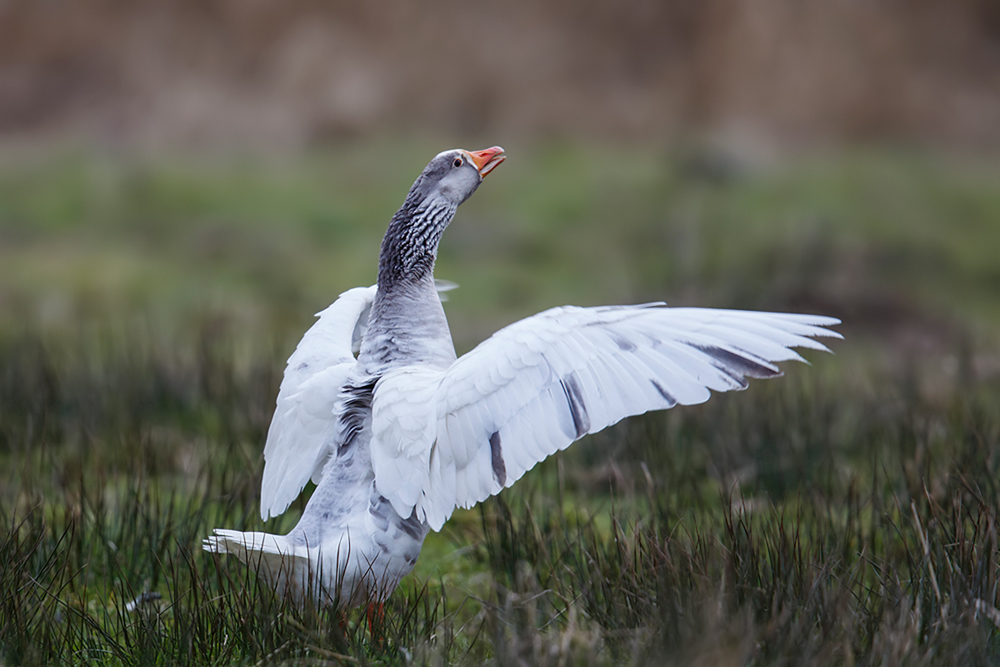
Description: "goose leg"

(366, 600), (385, 635)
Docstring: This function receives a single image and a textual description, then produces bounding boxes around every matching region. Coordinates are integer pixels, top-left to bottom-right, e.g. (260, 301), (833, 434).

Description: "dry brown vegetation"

(1, 0), (1000, 150)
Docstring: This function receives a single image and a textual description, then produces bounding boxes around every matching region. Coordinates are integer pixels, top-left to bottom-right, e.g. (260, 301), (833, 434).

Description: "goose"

(204, 146), (841, 611)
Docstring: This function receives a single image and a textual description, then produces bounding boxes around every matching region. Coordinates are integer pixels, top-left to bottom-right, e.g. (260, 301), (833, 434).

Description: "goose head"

(408, 146), (506, 207)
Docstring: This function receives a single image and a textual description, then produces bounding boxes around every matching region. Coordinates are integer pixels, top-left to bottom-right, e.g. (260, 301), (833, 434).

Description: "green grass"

(2, 142), (1000, 664)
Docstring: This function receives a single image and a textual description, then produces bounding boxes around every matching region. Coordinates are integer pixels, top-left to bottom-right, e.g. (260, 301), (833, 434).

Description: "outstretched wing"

(260, 285), (377, 520)
(388, 304), (840, 530)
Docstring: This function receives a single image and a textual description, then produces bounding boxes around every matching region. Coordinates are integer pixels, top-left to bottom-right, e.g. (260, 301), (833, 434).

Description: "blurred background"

(1, 0), (998, 388)
(2, 0), (1000, 333)
(3, 0), (1000, 148)
(1, 0), (998, 454)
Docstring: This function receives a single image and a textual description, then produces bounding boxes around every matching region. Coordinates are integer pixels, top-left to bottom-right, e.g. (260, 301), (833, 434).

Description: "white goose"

(205, 146), (841, 610)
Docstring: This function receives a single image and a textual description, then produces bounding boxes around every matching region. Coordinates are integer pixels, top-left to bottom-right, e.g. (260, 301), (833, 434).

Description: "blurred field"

(1, 142), (1000, 664)
(4, 143), (1000, 334)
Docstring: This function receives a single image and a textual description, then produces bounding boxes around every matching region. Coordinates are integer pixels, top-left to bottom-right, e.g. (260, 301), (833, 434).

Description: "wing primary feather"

(650, 379), (678, 407)
(692, 344), (782, 380)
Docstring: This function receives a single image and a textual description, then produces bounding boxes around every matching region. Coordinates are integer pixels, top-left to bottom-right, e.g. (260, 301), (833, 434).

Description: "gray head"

(378, 146), (505, 287)
(406, 146), (506, 208)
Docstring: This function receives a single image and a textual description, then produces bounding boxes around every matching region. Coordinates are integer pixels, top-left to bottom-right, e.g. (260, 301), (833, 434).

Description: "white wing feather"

(260, 285), (377, 520)
(370, 304), (841, 531)
(370, 367), (442, 517)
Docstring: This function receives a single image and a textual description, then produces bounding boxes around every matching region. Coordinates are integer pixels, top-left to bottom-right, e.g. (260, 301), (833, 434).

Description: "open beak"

(466, 146), (506, 178)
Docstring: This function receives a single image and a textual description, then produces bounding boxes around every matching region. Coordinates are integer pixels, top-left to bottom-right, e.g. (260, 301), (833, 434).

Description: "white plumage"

(259, 286), (376, 520)
(204, 146), (841, 609)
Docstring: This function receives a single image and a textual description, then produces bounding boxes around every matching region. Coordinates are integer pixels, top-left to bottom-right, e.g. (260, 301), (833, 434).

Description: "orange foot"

(366, 601), (385, 636)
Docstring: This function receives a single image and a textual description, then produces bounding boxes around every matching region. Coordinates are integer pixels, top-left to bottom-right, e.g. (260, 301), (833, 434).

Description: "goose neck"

(377, 198), (456, 291)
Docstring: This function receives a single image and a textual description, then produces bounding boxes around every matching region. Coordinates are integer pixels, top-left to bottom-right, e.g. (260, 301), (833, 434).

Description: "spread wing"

(371, 304), (841, 531)
(259, 285), (376, 520)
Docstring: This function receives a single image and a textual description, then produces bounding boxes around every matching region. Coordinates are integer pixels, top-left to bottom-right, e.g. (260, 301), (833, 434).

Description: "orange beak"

(466, 146), (506, 177)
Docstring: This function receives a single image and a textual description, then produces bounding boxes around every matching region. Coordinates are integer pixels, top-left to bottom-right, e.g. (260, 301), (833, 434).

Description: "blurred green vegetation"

(3, 144), (999, 345)
(1, 143), (1000, 664)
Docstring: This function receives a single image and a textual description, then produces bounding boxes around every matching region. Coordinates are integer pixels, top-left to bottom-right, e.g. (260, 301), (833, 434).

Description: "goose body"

(205, 147), (841, 607)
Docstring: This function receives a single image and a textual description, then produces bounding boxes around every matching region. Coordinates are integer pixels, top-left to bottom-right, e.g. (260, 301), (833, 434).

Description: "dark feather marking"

(560, 373), (590, 439)
(369, 494), (426, 541)
(692, 344), (780, 380)
(296, 362), (309, 370)
(650, 380), (678, 407)
(339, 378), (378, 453)
(396, 508), (426, 541)
(489, 431), (506, 487)
(368, 494), (391, 531)
(611, 333), (637, 352)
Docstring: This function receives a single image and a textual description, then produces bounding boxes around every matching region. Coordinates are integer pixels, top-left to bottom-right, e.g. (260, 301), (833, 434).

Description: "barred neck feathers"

(376, 196), (456, 291)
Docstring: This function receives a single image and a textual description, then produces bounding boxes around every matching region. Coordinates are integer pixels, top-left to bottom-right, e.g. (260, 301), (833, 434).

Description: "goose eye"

(453, 158), (463, 168)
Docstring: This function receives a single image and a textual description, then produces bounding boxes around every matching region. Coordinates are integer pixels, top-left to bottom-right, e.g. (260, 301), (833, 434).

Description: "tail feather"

(203, 529), (356, 605)
(203, 529), (297, 559)
(203, 529), (313, 596)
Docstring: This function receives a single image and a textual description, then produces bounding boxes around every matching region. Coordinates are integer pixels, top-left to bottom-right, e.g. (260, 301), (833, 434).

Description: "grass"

(1, 142), (1000, 664)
